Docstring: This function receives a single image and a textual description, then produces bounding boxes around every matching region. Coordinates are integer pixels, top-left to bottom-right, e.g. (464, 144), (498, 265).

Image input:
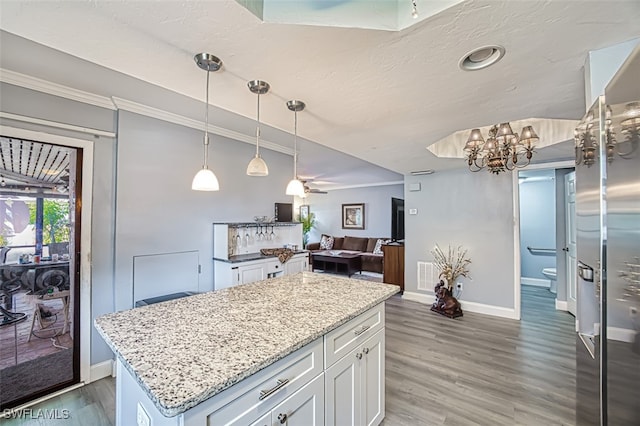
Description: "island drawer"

(324, 303), (384, 368)
(206, 338), (323, 425)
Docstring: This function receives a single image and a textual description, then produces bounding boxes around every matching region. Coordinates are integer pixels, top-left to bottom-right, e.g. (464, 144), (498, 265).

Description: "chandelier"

(575, 102), (640, 166)
(464, 123), (538, 174)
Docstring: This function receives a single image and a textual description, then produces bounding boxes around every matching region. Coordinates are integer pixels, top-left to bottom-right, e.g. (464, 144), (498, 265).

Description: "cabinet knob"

(363, 347), (370, 354)
(355, 352), (363, 360)
(277, 413), (288, 424)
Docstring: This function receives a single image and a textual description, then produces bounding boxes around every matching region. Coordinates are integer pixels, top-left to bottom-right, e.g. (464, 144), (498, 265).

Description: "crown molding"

(0, 69), (293, 155)
(0, 68), (116, 110)
(319, 180), (404, 191)
(112, 97), (293, 156)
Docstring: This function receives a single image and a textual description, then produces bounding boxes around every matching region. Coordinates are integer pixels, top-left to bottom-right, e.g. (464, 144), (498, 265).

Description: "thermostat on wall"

(409, 208), (418, 215)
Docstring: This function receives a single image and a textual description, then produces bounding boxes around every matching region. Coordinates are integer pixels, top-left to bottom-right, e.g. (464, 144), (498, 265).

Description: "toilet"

(542, 267), (557, 294)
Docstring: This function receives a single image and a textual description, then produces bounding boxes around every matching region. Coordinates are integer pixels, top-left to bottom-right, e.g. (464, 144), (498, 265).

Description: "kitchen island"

(95, 272), (399, 425)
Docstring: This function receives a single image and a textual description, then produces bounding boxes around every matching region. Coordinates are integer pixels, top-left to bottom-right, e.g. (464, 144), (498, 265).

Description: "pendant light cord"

(255, 92), (261, 155)
(203, 69), (210, 168)
(293, 110), (298, 178)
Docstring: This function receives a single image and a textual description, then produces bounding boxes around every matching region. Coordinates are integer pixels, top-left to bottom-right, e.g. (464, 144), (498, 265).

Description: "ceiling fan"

(302, 181), (328, 195)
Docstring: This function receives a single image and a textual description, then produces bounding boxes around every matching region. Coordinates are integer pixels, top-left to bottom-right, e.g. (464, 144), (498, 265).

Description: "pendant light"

(246, 80), (270, 176)
(192, 53), (222, 191)
(285, 100), (306, 197)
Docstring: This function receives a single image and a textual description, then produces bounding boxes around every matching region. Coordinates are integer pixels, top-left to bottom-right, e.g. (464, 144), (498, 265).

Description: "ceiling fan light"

(286, 178), (305, 197)
(247, 155), (269, 176)
(192, 168), (220, 191)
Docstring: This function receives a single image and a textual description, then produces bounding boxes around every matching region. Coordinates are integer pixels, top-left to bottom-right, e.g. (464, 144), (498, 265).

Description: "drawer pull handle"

(354, 325), (370, 336)
(259, 378), (289, 400)
(277, 413), (288, 424)
(363, 347), (370, 354)
(355, 352), (363, 360)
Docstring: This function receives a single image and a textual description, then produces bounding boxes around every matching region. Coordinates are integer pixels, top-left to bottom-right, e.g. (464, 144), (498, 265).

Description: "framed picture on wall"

(299, 205), (310, 220)
(342, 203), (365, 230)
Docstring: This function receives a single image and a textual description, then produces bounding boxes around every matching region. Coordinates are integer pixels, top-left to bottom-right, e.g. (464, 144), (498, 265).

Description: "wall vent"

(417, 261), (436, 291)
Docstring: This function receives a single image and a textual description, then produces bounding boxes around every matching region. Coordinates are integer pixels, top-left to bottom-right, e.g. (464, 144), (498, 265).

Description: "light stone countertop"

(94, 272), (399, 417)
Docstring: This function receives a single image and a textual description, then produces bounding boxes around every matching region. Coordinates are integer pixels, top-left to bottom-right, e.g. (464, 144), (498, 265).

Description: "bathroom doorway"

(516, 164), (575, 319)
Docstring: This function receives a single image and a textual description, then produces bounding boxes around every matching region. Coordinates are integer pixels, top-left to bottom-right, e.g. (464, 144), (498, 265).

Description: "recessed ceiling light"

(459, 45), (506, 71)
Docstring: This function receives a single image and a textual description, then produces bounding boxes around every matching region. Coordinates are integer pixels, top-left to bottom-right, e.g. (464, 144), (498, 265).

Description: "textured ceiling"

(0, 0), (639, 183)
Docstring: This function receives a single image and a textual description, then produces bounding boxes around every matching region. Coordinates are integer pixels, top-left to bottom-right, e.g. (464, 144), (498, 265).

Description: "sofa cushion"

(372, 239), (391, 255)
(366, 238), (378, 253)
(320, 234), (334, 250)
(342, 236), (368, 252)
(333, 237), (345, 250)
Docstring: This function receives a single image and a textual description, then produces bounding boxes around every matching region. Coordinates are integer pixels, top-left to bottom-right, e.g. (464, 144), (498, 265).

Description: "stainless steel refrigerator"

(575, 47), (640, 425)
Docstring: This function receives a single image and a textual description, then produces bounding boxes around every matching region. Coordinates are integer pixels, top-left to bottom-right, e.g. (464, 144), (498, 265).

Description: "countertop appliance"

(575, 46), (640, 425)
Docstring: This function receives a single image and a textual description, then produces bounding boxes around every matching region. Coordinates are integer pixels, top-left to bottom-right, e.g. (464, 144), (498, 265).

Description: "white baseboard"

(555, 300), (568, 311)
(608, 327), (637, 343)
(521, 277), (551, 288)
(90, 359), (115, 383)
(402, 291), (518, 319)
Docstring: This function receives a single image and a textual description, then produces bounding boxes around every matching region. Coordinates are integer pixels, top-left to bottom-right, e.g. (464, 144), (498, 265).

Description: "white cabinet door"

(285, 255), (309, 275)
(249, 412), (271, 426)
(325, 346), (361, 426)
(239, 263), (266, 284)
(362, 330), (384, 426)
(271, 373), (324, 426)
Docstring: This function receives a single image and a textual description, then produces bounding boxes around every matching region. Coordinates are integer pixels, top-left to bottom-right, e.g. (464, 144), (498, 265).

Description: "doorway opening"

(0, 136), (82, 410)
(516, 165), (576, 320)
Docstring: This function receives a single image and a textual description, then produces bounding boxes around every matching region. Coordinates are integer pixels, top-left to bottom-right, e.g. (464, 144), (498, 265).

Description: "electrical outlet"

(456, 282), (463, 291)
(137, 403), (151, 426)
(630, 306), (638, 317)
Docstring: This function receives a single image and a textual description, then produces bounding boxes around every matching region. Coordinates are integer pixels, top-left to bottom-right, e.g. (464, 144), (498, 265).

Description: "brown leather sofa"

(306, 235), (387, 274)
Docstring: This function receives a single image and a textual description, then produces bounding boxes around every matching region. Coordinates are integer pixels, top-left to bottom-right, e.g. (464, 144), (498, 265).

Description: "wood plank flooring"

(1, 285), (576, 425)
(382, 285), (576, 426)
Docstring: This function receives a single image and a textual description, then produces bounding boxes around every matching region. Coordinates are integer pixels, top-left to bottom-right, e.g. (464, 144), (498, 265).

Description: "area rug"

(0, 348), (73, 407)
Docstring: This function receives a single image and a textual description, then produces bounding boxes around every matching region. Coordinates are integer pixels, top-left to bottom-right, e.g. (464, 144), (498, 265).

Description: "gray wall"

(114, 111), (295, 311)
(519, 175), (556, 280)
(304, 184), (404, 243)
(0, 82), (118, 365)
(404, 169), (515, 309)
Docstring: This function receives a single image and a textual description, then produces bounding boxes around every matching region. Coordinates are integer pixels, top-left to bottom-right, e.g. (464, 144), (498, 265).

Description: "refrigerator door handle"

(578, 261), (594, 282)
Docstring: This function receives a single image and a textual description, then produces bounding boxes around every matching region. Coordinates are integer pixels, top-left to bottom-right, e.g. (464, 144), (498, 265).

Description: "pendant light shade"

(247, 80), (270, 176)
(285, 100), (306, 198)
(192, 53), (222, 191)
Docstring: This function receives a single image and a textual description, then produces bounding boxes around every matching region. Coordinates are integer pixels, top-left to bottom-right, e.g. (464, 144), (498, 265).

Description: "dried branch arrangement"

(431, 244), (472, 290)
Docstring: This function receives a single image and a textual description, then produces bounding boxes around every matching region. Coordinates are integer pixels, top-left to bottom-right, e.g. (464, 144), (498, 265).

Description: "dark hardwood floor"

(1, 285), (576, 425)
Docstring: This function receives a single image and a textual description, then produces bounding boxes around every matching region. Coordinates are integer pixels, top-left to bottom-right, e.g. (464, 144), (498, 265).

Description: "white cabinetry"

(285, 253), (309, 275)
(325, 330), (384, 426)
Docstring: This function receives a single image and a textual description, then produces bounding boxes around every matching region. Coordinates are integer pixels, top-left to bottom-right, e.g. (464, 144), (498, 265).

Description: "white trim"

(521, 277), (551, 288)
(320, 180), (405, 191)
(90, 359), (115, 382)
(0, 112), (116, 138)
(0, 383), (85, 418)
(112, 97), (294, 156)
(0, 125), (94, 384)
(607, 327), (637, 343)
(459, 300), (518, 319)
(0, 68), (116, 110)
(402, 291), (433, 305)
(513, 170), (522, 321)
(555, 299), (569, 311)
(402, 291), (518, 319)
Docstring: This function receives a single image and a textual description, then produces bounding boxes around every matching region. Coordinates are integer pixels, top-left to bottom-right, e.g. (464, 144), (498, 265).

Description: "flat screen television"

(391, 197), (405, 241)
(274, 203), (293, 222)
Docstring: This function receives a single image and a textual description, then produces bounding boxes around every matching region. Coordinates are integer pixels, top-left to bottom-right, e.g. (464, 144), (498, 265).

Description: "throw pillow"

(373, 239), (390, 255)
(320, 235), (334, 250)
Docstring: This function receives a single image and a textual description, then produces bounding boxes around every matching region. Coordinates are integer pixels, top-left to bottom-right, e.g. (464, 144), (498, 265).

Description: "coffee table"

(311, 250), (362, 277)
